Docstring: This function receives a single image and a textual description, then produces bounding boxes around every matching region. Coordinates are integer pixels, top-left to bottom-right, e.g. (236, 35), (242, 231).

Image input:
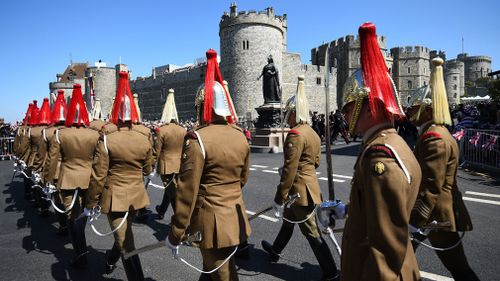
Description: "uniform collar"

(362, 122), (393, 144)
(418, 121), (434, 135)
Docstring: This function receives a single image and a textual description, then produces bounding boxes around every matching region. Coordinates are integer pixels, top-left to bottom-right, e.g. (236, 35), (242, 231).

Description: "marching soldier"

(407, 58), (479, 281)
(166, 49), (250, 281)
(14, 103), (33, 199)
(261, 76), (340, 281)
(42, 90), (68, 235)
(45, 84), (100, 268)
(21, 101), (38, 200)
(85, 72), (153, 280)
(89, 98), (106, 131)
(339, 22), (422, 281)
(27, 98), (52, 216)
(154, 89), (186, 220)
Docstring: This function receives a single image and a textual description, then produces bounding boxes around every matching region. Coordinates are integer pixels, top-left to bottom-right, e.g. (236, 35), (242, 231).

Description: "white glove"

(147, 171), (156, 180)
(165, 236), (179, 259)
(83, 208), (93, 217)
(272, 201), (284, 218)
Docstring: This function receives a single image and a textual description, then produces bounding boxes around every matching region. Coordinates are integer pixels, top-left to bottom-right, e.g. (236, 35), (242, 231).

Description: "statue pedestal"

(251, 103), (288, 153)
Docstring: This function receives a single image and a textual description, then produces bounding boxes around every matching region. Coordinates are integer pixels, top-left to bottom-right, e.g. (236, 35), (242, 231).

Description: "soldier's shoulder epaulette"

(101, 123), (118, 135)
(288, 129), (301, 135)
(132, 124), (151, 137)
(421, 131), (442, 142)
(365, 145), (395, 158)
(185, 131), (198, 140)
(229, 124), (243, 132)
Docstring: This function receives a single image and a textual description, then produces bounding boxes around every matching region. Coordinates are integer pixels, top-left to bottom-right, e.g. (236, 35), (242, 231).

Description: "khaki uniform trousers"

(282, 205), (321, 238)
(60, 189), (87, 220)
(108, 209), (137, 255)
(200, 247), (239, 281)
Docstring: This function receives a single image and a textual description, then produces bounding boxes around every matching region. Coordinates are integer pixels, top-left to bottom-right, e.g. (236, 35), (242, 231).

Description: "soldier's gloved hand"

(82, 208), (94, 217)
(165, 236), (179, 259)
(331, 200), (346, 219)
(272, 201), (284, 218)
(147, 171), (156, 180)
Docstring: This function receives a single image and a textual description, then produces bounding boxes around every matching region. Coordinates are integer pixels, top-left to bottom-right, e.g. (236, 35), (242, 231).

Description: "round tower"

(464, 55), (492, 82)
(85, 66), (117, 119)
(444, 59), (464, 104)
(219, 3), (287, 121)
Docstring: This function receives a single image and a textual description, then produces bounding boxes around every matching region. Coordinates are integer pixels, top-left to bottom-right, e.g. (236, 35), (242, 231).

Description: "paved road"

(0, 142), (499, 280)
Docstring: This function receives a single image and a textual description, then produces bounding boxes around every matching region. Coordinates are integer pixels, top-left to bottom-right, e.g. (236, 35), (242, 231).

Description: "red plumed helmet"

(29, 100), (40, 126)
(51, 90), (67, 123)
(359, 22), (404, 120)
(201, 49), (238, 124)
(38, 98), (52, 125)
(65, 84), (90, 127)
(23, 103), (33, 126)
(110, 72), (140, 124)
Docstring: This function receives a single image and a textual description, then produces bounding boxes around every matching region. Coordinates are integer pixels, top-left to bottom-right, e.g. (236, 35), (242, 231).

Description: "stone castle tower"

(390, 46), (431, 104)
(219, 3), (287, 120)
(311, 35), (392, 107)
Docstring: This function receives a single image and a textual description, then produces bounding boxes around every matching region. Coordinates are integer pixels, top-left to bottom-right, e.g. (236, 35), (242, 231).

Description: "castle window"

(316, 77), (321, 85)
(242, 40), (250, 50)
(453, 76), (457, 81)
(407, 80), (412, 89)
(424, 81), (427, 86)
(454, 85), (457, 90)
(247, 40), (249, 49)
(454, 93), (457, 98)
(407, 67), (411, 74)
(423, 68), (426, 74)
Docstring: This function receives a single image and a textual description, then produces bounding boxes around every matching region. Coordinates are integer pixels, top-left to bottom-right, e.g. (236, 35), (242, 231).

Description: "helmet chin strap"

(348, 98), (364, 135)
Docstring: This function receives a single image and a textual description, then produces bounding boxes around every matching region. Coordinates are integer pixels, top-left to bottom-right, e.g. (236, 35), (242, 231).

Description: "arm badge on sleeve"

(374, 161), (385, 175)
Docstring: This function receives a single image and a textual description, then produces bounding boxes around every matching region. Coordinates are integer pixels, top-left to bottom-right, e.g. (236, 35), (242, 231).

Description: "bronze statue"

(257, 55), (281, 104)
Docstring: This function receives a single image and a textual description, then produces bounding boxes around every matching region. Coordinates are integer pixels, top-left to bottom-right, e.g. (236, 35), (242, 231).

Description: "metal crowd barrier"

(458, 128), (500, 173)
(0, 137), (15, 160)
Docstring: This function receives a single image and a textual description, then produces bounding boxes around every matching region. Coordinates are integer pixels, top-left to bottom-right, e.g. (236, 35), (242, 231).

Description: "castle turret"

(444, 59), (464, 104)
(219, 3), (287, 121)
(390, 46), (430, 103)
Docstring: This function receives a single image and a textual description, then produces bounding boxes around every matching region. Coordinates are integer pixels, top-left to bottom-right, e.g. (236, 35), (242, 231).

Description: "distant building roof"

(59, 63), (88, 82)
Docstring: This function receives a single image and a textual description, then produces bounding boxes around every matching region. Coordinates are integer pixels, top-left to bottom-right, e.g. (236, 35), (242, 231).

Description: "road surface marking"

(465, 191), (500, 199)
(251, 165), (268, 168)
(249, 168), (256, 171)
(332, 174), (353, 179)
(263, 170), (279, 174)
(463, 197), (500, 206)
(318, 177), (345, 183)
(420, 271), (453, 281)
(272, 167), (279, 170)
(245, 210), (279, 222)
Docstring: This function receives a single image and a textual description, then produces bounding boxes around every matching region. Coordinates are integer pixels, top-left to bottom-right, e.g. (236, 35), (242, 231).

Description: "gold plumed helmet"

(284, 75), (309, 125)
(407, 57), (451, 125)
(161, 89), (179, 123)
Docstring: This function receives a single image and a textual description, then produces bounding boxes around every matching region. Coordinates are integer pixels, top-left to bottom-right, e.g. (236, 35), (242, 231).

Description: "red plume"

(65, 84), (90, 127)
(203, 49), (237, 124)
(29, 100), (40, 126)
(359, 22), (403, 120)
(38, 98), (52, 125)
(23, 103), (33, 126)
(110, 72), (140, 124)
(51, 90), (67, 123)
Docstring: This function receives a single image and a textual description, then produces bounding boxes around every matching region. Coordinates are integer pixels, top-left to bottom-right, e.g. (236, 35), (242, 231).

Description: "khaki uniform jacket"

(170, 122), (251, 249)
(46, 127), (99, 190)
(153, 123), (186, 175)
(341, 126), (422, 281)
(13, 126), (23, 156)
(89, 120), (106, 132)
(274, 124), (322, 206)
(410, 123), (472, 232)
(18, 127), (31, 162)
(27, 126), (48, 173)
(86, 124), (153, 213)
(42, 125), (63, 182)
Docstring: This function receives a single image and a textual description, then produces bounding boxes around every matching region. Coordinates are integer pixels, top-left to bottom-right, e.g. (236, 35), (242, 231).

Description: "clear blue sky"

(1, 0), (498, 122)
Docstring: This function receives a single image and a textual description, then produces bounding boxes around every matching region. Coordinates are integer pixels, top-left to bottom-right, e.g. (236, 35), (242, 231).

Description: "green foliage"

(487, 79), (500, 102)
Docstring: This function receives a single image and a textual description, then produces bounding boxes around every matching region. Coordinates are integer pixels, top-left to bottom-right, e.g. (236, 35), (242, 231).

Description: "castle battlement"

(220, 3), (286, 33)
(465, 56), (492, 63)
(321, 35), (387, 50)
(390, 46), (430, 59)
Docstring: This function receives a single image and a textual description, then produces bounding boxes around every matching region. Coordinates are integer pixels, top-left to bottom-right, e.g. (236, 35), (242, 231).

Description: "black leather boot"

(68, 218), (88, 269)
(104, 244), (121, 274)
(122, 255), (145, 281)
(306, 236), (339, 281)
